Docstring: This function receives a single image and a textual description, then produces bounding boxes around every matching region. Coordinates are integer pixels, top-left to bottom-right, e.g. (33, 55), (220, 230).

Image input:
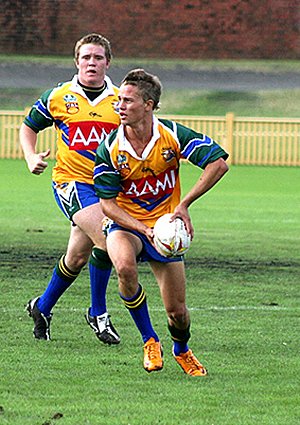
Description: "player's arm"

(170, 122), (229, 236)
(94, 134), (153, 241)
(172, 157), (229, 238)
(19, 123), (50, 175)
(20, 88), (54, 175)
(100, 197), (153, 240)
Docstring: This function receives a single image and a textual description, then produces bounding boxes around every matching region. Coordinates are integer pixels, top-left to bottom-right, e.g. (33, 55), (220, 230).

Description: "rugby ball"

(153, 213), (191, 257)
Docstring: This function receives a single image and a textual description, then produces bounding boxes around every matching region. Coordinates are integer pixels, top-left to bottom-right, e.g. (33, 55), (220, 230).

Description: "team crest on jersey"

(64, 94), (79, 114)
(117, 153), (131, 177)
(113, 101), (120, 113)
(161, 147), (176, 162)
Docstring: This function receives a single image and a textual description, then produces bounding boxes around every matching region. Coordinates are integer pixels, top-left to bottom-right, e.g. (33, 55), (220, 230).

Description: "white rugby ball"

(153, 213), (191, 257)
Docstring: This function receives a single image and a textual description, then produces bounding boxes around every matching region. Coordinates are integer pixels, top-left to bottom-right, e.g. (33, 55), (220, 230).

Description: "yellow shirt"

(24, 75), (120, 184)
(94, 117), (228, 227)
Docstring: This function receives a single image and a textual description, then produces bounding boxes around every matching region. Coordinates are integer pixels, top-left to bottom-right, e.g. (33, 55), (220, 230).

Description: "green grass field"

(0, 159), (299, 425)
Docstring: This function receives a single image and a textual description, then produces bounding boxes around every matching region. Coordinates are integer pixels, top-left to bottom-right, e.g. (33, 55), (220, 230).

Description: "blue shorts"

(107, 222), (183, 264)
(52, 181), (99, 221)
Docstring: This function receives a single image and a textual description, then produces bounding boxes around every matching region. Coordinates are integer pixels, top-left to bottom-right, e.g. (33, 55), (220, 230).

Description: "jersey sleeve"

(23, 88), (54, 133)
(94, 132), (122, 199)
(175, 121), (229, 168)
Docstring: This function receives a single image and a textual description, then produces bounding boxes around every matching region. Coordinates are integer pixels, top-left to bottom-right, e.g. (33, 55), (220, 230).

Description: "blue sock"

(168, 323), (191, 356)
(88, 248), (112, 316)
(89, 263), (111, 316)
(120, 284), (159, 343)
(173, 341), (189, 356)
(37, 255), (79, 316)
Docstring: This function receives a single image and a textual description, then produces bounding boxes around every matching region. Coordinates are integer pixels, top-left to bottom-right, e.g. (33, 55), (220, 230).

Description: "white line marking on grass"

(189, 305), (298, 311)
(9, 305), (299, 314)
(149, 305), (299, 312)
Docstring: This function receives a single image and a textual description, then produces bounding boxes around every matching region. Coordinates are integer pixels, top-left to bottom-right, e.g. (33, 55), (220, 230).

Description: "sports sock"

(37, 255), (79, 316)
(88, 247), (112, 316)
(168, 323), (191, 356)
(120, 284), (159, 343)
(173, 341), (189, 356)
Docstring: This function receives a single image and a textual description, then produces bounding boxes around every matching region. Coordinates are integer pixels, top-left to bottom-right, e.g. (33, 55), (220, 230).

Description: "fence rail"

(1, 110), (299, 166)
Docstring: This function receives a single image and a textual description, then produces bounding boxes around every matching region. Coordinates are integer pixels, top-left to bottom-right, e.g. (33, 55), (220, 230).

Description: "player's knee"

(167, 308), (189, 328)
(114, 258), (138, 285)
(65, 251), (89, 271)
(90, 247), (112, 270)
(118, 262), (137, 282)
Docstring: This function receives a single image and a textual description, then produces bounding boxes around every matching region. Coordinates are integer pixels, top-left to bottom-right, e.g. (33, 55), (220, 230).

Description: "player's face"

(75, 43), (109, 87)
(118, 84), (151, 126)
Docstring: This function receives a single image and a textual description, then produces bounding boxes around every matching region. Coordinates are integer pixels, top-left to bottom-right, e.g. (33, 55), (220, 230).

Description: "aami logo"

(69, 121), (117, 151)
(123, 166), (178, 198)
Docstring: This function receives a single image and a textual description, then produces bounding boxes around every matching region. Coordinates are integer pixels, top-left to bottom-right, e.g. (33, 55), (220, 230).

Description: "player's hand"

(170, 205), (194, 240)
(27, 149), (50, 175)
(144, 226), (155, 245)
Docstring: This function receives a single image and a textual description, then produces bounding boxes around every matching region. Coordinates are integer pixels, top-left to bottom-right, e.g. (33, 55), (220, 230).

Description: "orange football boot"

(143, 337), (163, 372)
(173, 349), (207, 376)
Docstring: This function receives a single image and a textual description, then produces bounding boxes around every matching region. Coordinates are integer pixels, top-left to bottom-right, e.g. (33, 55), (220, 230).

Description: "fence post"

(225, 112), (234, 164)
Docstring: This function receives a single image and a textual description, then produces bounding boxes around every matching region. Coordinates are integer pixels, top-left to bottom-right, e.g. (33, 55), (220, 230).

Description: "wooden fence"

(0, 110), (299, 166)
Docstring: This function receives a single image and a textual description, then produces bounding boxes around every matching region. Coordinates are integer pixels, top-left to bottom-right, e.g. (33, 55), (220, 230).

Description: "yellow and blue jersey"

(24, 75), (120, 184)
(94, 116), (228, 227)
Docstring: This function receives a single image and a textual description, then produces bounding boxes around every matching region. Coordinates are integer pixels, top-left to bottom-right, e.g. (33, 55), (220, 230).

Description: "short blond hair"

(74, 33), (112, 62)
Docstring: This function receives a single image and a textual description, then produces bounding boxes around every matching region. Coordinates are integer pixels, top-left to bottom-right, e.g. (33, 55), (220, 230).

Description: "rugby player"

(20, 33), (120, 344)
(93, 69), (229, 375)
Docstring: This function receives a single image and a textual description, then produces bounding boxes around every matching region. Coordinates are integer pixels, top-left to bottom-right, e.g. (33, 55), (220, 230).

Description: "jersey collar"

(70, 75), (117, 103)
(117, 116), (161, 160)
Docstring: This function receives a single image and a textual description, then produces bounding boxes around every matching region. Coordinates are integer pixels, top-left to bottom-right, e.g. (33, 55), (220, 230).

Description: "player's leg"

(73, 202), (120, 344)
(150, 261), (189, 349)
(106, 229), (157, 340)
(150, 261), (207, 376)
(27, 225), (92, 340)
(42, 225), (92, 314)
(106, 229), (162, 371)
(27, 181), (117, 343)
